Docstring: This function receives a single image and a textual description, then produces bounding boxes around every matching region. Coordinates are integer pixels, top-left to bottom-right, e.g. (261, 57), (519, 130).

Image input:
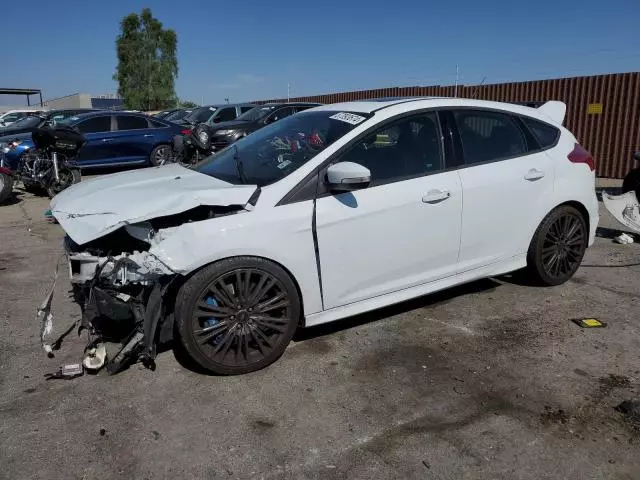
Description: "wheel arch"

(546, 200), (590, 237)
(163, 254), (307, 327)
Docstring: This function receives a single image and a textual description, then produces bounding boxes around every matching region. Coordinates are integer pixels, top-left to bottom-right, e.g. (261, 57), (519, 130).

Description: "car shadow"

(170, 277), (502, 375)
(596, 226), (633, 239)
(596, 186), (622, 201)
(294, 278), (501, 342)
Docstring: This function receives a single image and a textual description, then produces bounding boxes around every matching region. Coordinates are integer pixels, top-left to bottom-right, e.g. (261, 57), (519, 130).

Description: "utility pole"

(287, 82), (290, 102)
(454, 65), (459, 98)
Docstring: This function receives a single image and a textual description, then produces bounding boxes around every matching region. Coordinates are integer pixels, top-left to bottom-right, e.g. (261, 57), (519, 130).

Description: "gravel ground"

(1, 183), (639, 480)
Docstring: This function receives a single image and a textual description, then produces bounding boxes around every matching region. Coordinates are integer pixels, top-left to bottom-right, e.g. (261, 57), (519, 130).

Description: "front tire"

(46, 167), (81, 198)
(526, 205), (587, 286)
(0, 172), (13, 204)
(175, 257), (300, 375)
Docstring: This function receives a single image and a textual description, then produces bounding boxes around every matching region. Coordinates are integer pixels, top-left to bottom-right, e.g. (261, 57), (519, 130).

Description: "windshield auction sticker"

(329, 112), (367, 125)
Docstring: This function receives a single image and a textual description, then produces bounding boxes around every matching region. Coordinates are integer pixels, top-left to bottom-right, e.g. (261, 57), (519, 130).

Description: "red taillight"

(568, 143), (595, 171)
(180, 129), (192, 135)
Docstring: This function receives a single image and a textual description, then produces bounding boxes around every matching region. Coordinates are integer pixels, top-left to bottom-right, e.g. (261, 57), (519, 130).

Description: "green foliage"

(178, 100), (199, 108)
(113, 8), (178, 110)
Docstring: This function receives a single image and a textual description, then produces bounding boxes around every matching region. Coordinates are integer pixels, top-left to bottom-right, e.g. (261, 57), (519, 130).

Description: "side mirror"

(634, 151), (640, 162)
(326, 162), (371, 192)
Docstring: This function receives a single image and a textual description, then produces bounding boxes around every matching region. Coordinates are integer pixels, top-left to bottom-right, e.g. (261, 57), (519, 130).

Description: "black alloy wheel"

(527, 205), (587, 285)
(176, 257), (300, 375)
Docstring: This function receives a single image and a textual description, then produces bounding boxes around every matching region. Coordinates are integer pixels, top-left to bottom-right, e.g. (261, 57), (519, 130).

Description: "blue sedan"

(1, 112), (189, 169)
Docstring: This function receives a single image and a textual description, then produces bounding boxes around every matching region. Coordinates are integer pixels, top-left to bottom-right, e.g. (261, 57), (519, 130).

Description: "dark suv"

(175, 103), (255, 128)
(205, 102), (321, 151)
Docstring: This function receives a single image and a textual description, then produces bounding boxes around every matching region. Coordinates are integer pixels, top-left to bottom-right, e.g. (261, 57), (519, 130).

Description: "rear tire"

(526, 205), (587, 286)
(175, 257), (300, 375)
(0, 173), (13, 204)
(149, 144), (171, 166)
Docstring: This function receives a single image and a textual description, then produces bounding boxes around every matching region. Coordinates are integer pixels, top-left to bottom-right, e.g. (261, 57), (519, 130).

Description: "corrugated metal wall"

(255, 72), (640, 178)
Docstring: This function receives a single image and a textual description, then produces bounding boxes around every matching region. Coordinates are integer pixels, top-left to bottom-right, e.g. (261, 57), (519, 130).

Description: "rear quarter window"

(521, 117), (560, 149)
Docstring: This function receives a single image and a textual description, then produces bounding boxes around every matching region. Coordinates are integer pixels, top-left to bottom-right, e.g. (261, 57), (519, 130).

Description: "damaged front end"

(40, 204), (249, 374)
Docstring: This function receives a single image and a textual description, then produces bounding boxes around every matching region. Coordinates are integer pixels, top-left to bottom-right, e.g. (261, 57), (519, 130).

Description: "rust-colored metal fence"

(255, 72), (640, 178)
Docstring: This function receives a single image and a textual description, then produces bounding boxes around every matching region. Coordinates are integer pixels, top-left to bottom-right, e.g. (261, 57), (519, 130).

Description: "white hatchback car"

(48, 98), (599, 375)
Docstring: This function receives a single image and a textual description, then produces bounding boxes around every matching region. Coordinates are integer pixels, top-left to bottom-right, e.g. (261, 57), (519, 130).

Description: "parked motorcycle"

(17, 126), (84, 197)
(602, 151), (640, 232)
(171, 123), (214, 165)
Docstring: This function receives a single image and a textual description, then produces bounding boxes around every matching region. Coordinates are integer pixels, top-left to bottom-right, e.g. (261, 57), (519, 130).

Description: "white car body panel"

(315, 171), (462, 308)
(51, 164), (258, 245)
(457, 151), (555, 272)
(51, 97), (599, 330)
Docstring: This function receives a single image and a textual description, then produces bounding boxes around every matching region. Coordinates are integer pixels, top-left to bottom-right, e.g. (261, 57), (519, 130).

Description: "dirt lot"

(1, 184), (640, 480)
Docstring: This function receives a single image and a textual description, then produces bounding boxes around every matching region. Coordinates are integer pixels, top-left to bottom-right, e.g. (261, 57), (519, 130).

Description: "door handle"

(524, 168), (545, 181)
(422, 189), (451, 204)
(143, 134), (154, 138)
(101, 138), (113, 143)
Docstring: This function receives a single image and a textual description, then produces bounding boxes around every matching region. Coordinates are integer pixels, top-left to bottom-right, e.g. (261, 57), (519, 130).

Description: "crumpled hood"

(51, 164), (258, 245)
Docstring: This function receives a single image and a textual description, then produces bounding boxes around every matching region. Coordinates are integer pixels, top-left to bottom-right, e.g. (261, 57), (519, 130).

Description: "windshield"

(166, 109), (192, 122)
(196, 110), (369, 187)
(236, 106), (276, 122)
(185, 106), (216, 124)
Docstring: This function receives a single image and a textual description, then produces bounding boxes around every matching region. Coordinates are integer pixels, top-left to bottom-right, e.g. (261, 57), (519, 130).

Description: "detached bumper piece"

(39, 250), (176, 375)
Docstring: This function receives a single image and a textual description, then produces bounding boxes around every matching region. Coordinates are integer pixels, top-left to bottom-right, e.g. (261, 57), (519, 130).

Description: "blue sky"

(2, 0), (639, 105)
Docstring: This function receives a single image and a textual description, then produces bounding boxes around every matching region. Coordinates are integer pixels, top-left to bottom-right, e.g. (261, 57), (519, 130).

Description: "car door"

(111, 115), (156, 164)
(74, 115), (114, 165)
(450, 108), (555, 272)
(315, 112), (462, 309)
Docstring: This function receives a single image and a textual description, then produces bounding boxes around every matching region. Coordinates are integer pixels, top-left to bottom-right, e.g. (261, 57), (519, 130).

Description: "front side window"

(197, 110), (368, 187)
(337, 113), (443, 186)
(240, 105), (255, 114)
(117, 115), (149, 130)
(236, 106), (276, 122)
(186, 107), (216, 124)
(265, 107), (294, 124)
(76, 116), (112, 134)
(453, 110), (526, 164)
(214, 107), (237, 123)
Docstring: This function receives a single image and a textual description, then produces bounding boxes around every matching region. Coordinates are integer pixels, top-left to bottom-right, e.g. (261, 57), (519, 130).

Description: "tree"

(178, 100), (199, 108)
(113, 8), (178, 111)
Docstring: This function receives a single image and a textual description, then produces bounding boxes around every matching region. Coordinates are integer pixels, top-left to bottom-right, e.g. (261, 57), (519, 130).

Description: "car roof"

(200, 103), (255, 108)
(310, 97), (553, 120)
(260, 102), (322, 107)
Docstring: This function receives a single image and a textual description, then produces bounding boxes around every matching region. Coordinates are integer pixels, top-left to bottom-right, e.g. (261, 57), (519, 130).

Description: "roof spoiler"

(537, 101), (566, 125)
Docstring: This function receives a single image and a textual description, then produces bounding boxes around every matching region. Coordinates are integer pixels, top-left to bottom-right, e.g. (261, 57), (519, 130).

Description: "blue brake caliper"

(203, 297), (219, 329)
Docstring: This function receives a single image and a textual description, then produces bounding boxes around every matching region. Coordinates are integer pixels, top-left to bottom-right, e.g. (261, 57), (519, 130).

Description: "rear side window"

(240, 106), (254, 114)
(77, 116), (111, 134)
(117, 115), (149, 130)
(521, 117), (559, 149)
(453, 110), (527, 164)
